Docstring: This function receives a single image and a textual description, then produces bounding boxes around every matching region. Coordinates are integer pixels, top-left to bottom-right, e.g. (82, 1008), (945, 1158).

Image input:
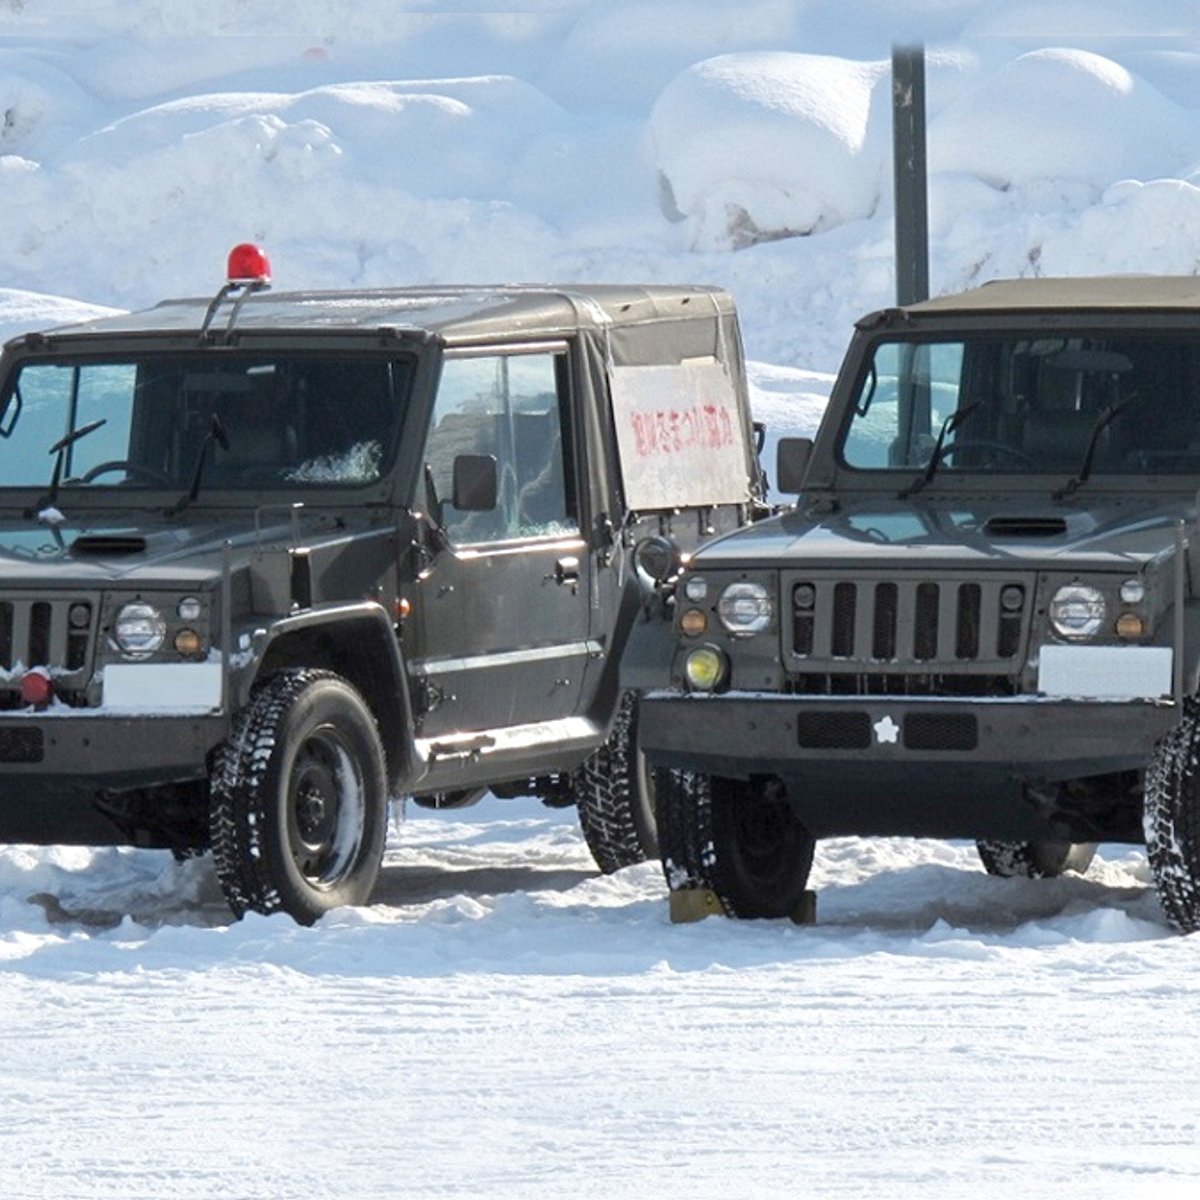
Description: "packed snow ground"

(5, 2), (1200, 1196)
(4, 802), (1200, 1199)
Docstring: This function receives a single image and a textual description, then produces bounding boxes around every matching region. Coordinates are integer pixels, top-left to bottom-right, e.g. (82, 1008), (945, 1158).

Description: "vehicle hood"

(0, 512), (332, 587)
(694, 494), (1191, 572)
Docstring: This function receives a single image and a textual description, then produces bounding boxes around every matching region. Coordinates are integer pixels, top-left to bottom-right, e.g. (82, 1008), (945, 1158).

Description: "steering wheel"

(939, 440), (1035, 468)
(79, 460), (172, 486)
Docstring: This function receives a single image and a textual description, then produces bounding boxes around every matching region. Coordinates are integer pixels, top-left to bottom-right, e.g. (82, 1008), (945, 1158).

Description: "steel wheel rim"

(286, 725), (366, 889)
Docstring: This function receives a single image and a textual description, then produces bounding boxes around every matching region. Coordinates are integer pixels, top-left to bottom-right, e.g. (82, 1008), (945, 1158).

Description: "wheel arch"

(249, 603), (417, 790)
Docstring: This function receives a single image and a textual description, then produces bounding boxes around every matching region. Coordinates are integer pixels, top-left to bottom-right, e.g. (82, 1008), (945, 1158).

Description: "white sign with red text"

(610, 358), (751, 509)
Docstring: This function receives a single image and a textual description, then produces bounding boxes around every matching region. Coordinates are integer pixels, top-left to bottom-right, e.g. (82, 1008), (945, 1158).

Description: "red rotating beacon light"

(225, 242), (272, 287)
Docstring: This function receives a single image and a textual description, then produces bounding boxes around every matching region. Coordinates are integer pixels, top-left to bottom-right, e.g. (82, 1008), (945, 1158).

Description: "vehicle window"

(0, 354), (411, 490)
(842, 342), (959, 469)
(839, 334), (1200, 478)
(424, 350), (574, 544)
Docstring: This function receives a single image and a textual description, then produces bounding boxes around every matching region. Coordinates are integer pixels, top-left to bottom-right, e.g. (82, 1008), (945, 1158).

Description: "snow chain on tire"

(1144, 698), (1200, 934)
(572, 692), (657, 874)
(209, 668), (386, 923)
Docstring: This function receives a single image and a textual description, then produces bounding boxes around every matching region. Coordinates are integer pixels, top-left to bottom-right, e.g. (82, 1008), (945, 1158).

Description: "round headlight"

(1049, 584), (1105, 639)
(114, 601), (165, 658)
(717, 581), (773, 636)
(684, 645), (727, 691)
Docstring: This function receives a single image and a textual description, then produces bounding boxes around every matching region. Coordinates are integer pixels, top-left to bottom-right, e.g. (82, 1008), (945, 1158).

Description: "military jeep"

(634, 275), (1200, 932)
(0, 246), (761, 922)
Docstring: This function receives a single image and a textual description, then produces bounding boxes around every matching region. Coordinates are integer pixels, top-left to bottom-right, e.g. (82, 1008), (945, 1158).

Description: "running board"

(418, 715), (596, 764)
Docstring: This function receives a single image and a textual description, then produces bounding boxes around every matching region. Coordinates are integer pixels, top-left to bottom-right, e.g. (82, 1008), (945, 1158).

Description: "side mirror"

(776, 437), (814, 494)
(452, 454), (498, 511)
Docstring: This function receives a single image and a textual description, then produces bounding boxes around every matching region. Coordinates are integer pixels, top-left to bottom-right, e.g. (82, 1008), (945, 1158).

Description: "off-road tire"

(656, 769), (815, 919)
(1144, 700), (1200, 933)
(209, 669), (388, 924)
(572, 692), (658, 873)
(975, 838), (1097, 879)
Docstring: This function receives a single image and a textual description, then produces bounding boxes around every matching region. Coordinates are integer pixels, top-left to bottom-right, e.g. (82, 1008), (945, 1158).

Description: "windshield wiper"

(35, 417), (108, 512)
(166, 413), (231, 516)
(1052, 399), (1132, 500)
(899, 401), (982, 499)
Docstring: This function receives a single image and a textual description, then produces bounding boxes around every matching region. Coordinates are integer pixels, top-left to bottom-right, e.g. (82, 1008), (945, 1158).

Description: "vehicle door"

(408, 343), (592, 741)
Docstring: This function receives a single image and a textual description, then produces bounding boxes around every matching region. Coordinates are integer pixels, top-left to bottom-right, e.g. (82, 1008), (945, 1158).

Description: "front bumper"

(640, 690), (1178, 837)
(0, 711), (229, 843)
(0, 711), (228, 783)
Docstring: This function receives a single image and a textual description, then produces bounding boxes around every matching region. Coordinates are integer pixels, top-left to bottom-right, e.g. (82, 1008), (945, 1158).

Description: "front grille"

(903, 712), (978, 751)
(0, 597), (94, 673)
(797, 711), (872, 749)
(0, 726), (44, 763)
(789, 573), (1032, 672)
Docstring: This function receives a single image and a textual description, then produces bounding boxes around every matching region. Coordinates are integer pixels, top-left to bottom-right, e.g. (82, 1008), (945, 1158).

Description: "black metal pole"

(892, 44), (929, 305)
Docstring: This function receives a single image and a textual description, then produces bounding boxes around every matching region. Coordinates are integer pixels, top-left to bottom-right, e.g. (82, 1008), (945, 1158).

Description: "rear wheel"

(573, 692), (658, 873)
(657, 770), (814, 919)
(209, 669), (388, 924)
(975, 838), (1097, 879)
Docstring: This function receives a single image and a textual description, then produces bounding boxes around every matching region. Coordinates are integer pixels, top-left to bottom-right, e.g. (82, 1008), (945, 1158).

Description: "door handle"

(548, 556), (581, 588)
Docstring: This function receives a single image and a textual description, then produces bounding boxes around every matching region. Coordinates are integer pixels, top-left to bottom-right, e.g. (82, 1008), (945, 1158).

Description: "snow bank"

(0, 288), (122, 345)
(931, 48), (1194, 190)
(649, 52), (890, 249)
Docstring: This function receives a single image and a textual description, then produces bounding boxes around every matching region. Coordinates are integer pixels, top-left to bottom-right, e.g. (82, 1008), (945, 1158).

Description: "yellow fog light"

(680, 607), (708, 637)
(173, 628), (204, 657)
(1115, 612), (1145, 640)
(684, 645), (727, 692)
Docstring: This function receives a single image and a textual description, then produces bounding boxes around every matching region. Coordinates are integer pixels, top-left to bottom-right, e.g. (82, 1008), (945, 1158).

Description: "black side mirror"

(452, 453), (498, 511)
(776, 437), (814, 494)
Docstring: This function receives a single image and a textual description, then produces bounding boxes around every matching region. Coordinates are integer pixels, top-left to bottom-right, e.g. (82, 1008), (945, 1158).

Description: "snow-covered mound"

(0, 288), (122, 345)
(931, 48), (1193, 189)
(649, 52), (890, 249)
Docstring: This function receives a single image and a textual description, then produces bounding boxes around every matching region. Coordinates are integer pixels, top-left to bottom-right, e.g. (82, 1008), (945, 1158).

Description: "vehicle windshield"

(840, 332), (1200, 480)
(0, 351), (412, 492)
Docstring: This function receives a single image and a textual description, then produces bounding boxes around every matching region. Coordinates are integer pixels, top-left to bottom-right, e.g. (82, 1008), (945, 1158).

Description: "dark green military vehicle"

(634, 275), (1200, 933)
(0, 246), (762, 922)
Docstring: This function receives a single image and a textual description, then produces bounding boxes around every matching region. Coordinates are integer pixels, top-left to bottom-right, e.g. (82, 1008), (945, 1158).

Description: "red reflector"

(21, 669), (54, 708)
(226, 242), (272, 285)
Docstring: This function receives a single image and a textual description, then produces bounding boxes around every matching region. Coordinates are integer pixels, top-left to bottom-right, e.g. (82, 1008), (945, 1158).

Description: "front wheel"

(1144, 700), (1200, 933)
(209, 669), (388, 924)
(975, 838), (1097, 879)
(657, 770), (814, 919)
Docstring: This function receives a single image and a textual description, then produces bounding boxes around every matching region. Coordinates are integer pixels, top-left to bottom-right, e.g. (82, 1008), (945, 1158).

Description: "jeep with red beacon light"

(0, 246), (761, 922)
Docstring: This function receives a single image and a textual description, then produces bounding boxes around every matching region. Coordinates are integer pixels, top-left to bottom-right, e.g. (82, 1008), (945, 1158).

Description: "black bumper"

(640, 690), (1178, 839)
(0, 713), (228, 843)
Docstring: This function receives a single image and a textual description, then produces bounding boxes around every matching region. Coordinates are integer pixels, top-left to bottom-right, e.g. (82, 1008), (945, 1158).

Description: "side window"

(424, 350), (573, 544)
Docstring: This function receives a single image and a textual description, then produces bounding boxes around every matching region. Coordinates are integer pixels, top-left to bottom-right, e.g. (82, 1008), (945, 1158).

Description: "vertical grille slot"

(955, 584), (981, 659)
(793, 583), (816, 657)
(914, 582), (939, 660)
(831, 582), (857, 658)
(0, 602), (12, 670)
(67, 603), (92, 670)
(29, 601), (52, 667)
(873, 582), (897, 659)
